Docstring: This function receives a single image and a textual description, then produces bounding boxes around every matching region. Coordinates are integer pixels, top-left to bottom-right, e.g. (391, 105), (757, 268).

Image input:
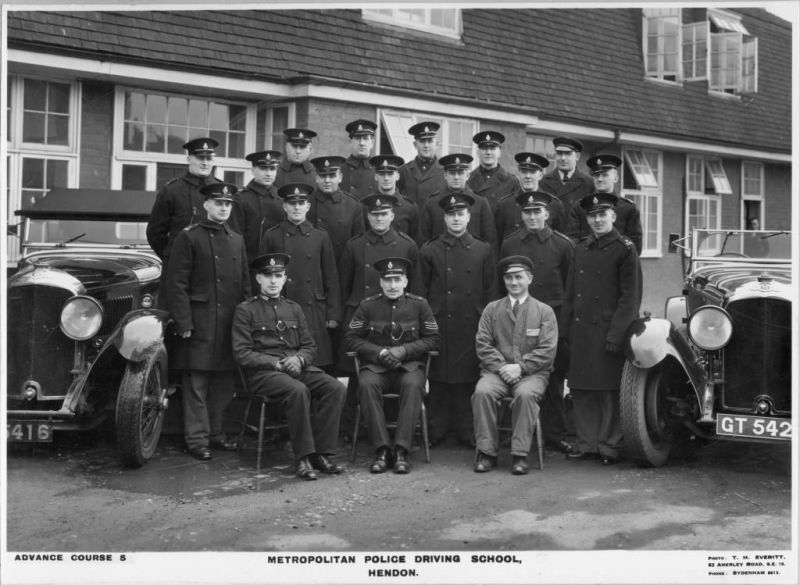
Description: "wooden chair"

(235, 367), (287, 475)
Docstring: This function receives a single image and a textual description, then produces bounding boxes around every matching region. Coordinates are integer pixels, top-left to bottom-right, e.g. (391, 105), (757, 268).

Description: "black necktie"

(562, 173), (569, 183)
(512, 300), (520, 317)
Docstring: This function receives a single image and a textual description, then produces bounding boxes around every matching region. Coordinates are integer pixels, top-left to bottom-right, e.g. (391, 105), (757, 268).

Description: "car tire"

(620, 360), (674, 467)
(115, 344), (168, 467)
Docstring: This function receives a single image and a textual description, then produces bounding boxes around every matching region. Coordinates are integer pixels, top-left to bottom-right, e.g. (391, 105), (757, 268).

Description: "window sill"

(639, 252), (664, 259)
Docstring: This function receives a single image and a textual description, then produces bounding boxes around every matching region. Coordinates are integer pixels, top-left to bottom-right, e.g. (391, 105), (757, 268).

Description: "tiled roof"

(8, 8), (792, 152)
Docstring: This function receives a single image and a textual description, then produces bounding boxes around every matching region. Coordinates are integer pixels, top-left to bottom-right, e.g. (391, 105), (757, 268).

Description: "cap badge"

(269, 258), (276, 266)
(485, 134), (491, 142)
(375, 198), (381, 206)
(525, 156), (532, 163)
(423, 126), (430, 133)
(324, 159), (330, 167)
(528, 195), (534, 204)
(387, 261), (393, 269)
(597, 158), (602, 166)
(450, 196), (457, 205)
(294, 187), (301, 195)
(298, 132), (304, 139)
(381, 160), (389, 168)
(202, 142), (208, 150)
(593, 196), (599, 205)
(454, 157), (461, 165)
(222, 186), (230, 195)
(357, 124), (364, 131)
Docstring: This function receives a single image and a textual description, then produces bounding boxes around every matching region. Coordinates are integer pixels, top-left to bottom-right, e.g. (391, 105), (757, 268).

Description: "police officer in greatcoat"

(466, 131), (520, 212)
(501, 191), (575, 454)
(339, 119), (377, 200)
(344, 257), (440, 474)
(231, 253), (346, 481)
(567, 154), (644, 255)
(368, 154), (421, 244)
(274, 128), (318, 189)
(561, 193), (642, 465)
(228, 150), (284, 264)
(495, 152), (568, 241)
(165, 182), (251, 461)
(420, 154), (498, 252)
(259, 183), (341, 369)
(419, 192), (497, 447)
(397, 122), (447, 209)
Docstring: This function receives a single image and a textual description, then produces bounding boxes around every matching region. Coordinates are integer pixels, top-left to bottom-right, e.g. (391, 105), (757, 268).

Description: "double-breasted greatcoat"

(165, 220), (251, 371)
(339, 155), (375, 200)
(260, 219), (342, 366)
(397, 156), (446, 209)
(561, 228), (642, 389)
(568, 196), (644, 255)
(466, 164), (520, 212)
(274, 159), (317, 189)
(228, 180), (284, 263)
(308, 188), (366, 258)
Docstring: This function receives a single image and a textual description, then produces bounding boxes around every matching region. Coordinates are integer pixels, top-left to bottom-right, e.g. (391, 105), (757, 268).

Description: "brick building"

(4, 6), (793, 312)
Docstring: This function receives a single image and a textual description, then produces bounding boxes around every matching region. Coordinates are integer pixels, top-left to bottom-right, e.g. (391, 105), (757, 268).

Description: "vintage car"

(6, 188), (171, 466)
(621, 228), (792, 467)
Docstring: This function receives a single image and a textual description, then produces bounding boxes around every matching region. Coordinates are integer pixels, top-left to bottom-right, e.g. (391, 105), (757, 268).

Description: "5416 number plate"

(6, 421), (53, 443)
(716, 414), (791, 440)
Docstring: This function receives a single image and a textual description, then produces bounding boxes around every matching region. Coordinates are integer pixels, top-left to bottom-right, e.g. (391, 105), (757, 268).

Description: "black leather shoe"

(567, 450), (599, 461)
(511, 456), (530, 475)
(188, 446), (212, 461)
(474, 452), (496, 473)
(393, 447), (411, 474)
(295, 457), (318, 480)
(310, 453), (344, 474)
(370, 447), (392, 474)
(601, 455), (619, 466)
(548, 440), (575, 454)
(210, 438), (239, 451)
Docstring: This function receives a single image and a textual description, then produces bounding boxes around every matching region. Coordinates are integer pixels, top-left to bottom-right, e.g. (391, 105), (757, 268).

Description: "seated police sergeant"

(343, 257), (440, 474)
(231, 252), (347, 481)
(472, 255), (558, 475)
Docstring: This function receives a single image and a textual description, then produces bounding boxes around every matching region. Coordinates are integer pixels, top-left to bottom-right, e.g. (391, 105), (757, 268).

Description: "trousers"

(357, 368), (425, 451)
(570, 388), (622, 457)
(182, 370), (235, 449)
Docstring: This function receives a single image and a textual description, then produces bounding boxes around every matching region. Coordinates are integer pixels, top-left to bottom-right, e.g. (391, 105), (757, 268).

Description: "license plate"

(6, 421), (54, 443)
(716, 414), (792, 441)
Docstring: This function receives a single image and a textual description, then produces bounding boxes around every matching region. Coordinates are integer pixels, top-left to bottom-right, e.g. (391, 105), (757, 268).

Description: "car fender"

(110, 309), (171, 362)
(625, 316), (706, 405)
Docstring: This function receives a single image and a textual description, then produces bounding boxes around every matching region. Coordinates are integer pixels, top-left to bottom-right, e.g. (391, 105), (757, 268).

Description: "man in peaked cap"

(147, 136), (222, 277)
(307, 155), (365, 259)
(466, 130), (520, 212)
(274, 128), (318, 189)
(232, 252), (347, 480)
(561, 191), (642, 465)
(500, 190), (575, 455)
(538, 136), (594, 209)
(368, 154), (421, 243)
(472, 255), (558, 475)
(165, 181), (251, 461)
(419, 153), (498, 251)
(259, 183), (342, 370)
(340, 119), (378, 200)
(344, 257), (440, 474)
(397, 121), (447, 208)
(568, 154), (643, 255)
(495, 152), (568, 240)
(229, 150), (284, 265)
(419, 191), (497, 448)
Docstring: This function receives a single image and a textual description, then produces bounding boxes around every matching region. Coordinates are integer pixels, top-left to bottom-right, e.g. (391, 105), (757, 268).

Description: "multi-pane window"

(20, 157), (69, 209)
(710, 32), (742, 93)
(21, 79), (71, 146)
(741, 38), (758, 93)
(741, 161), (764, 228)
(380, 110), (478, 164)
(704, 159), (732, 194)
(686, 156), (721, 250)
(643, 8), (680, 82)
(122, 91), (247, 158)
(682, 22), (708, 80)
(623, 149), (662, 256)
(363, 8), (461, 39)
(525, 135), (556, 166)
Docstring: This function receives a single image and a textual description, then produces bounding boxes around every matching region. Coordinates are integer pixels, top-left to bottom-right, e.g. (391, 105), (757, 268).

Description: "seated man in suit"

(472, 255), (558, 475)
(231, 252), (346, 481)
(343, 257), (440, 475)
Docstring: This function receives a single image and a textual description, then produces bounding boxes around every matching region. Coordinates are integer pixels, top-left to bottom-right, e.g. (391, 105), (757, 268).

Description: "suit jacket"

(539, 168), (595, 209)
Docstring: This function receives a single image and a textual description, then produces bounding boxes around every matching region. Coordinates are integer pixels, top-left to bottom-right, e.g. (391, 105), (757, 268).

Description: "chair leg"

(237, 397), (253, 455)
(420, 402), (430, 463)
(535, 414), (544, 470)
(256, 401), (266, 475)
(350, 404), (361, 462)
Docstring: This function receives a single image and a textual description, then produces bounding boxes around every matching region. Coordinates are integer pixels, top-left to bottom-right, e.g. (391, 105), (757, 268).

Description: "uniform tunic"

(260, 220), (342, 367)
(389, 193), (421, 245)
(466, 164), (520, 212)
(494, 188), (569, 241)
(146, 172), (222, 261)
(568, 196), (644, 255)
(308, 188), (366, 259)
(339, 155), (375, 200)
(561, 228), (641, 389)
(228, 180), (284, 263)
(500, 226), (574, 309)
(397, 156), (446, 209)
(274, 159), (317, 190)
(539, 168), (595, 209)
(231, 295), (345, 459)
(165, 220), (251, 371)
(420, 188), (498, 251)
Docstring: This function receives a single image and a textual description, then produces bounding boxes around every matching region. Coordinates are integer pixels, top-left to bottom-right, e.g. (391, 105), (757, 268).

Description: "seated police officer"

(343, 257), (440, 474)
(472, 255), (558, 475)
(231, 252), (346, 480)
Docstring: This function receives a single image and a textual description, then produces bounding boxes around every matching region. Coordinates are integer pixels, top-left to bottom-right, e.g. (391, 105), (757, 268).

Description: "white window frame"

(741, 161), (764, 228)
(686, 156), (721, 251)
(704, 158), (733, 195)
(623, 149), (662, 258)
(362, 7), (462, 39)
(111, 87), (257, 190)
(623, 150), (658, 188)
(642, 8), (681, 83)
(682, 21), (708, 81)
(379, 109), (478, 165)
(525, 135), (556, 166)
(741, 37), (758, 94)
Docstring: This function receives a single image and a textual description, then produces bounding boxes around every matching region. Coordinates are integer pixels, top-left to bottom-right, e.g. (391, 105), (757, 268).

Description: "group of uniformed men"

(146, 119), (642, 480)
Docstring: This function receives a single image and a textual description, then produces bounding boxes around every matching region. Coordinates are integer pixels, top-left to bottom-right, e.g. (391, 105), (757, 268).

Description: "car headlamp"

(687, 305), (733, 350)
(60, 296), (104, 340)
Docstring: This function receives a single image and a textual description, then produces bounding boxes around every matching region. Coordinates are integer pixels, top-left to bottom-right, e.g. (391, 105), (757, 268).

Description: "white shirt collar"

(508, 293), (529, 306)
